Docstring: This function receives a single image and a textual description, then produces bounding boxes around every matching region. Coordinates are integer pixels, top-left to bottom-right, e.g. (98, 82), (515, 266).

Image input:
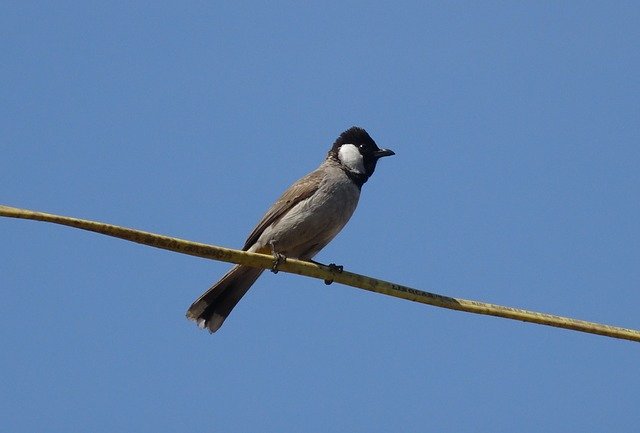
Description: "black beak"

(374, 148), (395, 159)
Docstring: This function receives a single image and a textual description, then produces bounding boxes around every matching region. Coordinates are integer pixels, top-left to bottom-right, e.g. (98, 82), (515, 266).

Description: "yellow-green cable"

(1, 204), (638, 342)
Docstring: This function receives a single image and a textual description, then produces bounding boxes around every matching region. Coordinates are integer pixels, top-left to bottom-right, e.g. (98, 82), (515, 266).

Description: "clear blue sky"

(2, 2), (639, 432)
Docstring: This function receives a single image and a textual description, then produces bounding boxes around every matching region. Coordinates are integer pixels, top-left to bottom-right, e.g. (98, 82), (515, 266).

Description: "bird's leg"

(269, 240), (286, 274)
(308, 259), (344, 285)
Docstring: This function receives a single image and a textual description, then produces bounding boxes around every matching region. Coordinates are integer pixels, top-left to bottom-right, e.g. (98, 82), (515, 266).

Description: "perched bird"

(186, 127), (395, 332)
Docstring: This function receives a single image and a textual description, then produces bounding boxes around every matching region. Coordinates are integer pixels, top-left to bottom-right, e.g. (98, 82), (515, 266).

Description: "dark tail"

(186, 265), (264, 333)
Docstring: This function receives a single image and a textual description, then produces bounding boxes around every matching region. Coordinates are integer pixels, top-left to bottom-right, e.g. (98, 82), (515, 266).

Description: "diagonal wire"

(1, 204), (638, 343)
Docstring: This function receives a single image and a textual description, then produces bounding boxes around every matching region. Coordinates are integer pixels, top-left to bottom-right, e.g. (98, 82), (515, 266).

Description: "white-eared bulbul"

(186, 127), (394, 332)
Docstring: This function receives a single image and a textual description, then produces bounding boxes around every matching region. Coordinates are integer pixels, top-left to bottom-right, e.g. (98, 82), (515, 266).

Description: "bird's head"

(329, 127), (395, 183)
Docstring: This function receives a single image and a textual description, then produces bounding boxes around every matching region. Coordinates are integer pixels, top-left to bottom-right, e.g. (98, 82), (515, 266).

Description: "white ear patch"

(338, 144), (365, 174)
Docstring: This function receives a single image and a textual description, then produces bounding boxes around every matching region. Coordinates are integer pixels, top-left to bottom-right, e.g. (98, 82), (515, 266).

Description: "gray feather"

(186, 265), (264, 333)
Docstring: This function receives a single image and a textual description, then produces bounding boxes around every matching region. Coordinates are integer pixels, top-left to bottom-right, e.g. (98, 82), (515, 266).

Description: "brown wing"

(242, 168), (324, 250)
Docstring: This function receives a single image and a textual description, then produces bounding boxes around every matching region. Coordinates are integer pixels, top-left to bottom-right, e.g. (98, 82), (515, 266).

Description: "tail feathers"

(186, 265), (264, 333)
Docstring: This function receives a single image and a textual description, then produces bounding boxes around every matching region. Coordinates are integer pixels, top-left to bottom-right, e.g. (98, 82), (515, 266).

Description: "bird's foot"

(271, 252), (286, 273)
(269, 241), (286, 274)
(324, 262), (344, 285)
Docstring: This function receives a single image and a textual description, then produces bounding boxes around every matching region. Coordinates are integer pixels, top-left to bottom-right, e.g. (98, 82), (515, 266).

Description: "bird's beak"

(374, 148), (395, 159)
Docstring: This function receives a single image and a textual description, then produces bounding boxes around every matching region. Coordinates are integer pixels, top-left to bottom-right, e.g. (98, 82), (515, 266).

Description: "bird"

(186, 126), (395, 333)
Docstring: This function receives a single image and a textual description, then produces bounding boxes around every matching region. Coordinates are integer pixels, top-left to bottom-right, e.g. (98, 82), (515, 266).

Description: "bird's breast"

(257, 167), (361, 258)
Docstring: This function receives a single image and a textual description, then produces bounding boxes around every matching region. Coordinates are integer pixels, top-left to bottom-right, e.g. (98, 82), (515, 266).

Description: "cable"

(2, 204), (638, 342)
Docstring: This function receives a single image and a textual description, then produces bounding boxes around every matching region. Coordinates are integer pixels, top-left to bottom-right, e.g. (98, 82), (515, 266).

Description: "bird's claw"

(269, 240), (287, 274)
(324, 263), (344, 285)
(271, 252), (286, 274)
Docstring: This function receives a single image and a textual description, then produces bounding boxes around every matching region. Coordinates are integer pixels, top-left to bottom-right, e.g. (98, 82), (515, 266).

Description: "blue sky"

(2, 2), (639, 432)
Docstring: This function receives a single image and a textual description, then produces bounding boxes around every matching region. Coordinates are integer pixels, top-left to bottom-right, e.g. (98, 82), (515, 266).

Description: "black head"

(328, 127), (395, 186)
